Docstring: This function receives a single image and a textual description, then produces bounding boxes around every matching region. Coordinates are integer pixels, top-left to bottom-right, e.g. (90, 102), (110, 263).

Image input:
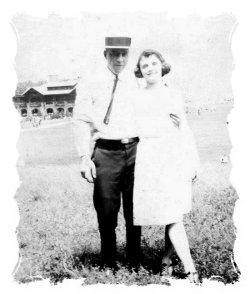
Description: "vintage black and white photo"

(3, 2), (249, 290)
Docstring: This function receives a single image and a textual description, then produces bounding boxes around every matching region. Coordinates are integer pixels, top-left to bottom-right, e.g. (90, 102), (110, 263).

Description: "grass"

(14, 104), (240, 285)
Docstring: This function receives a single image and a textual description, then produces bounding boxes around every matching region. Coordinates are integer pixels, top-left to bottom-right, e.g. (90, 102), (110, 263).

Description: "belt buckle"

(121, 138), (130, 144)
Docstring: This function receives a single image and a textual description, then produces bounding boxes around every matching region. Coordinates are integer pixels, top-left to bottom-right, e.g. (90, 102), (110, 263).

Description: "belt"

(96, 137), (139, 149)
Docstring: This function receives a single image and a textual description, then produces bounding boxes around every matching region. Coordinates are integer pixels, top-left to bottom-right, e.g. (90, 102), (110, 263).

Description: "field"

(14, 104), (240, 285)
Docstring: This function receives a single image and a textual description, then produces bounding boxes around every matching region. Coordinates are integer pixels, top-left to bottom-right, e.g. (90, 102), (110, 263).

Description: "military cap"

(105, 37), (131, 49)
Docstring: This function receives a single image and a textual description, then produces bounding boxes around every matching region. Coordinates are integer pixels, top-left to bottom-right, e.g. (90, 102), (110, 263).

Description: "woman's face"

(139, 54), (162, 85)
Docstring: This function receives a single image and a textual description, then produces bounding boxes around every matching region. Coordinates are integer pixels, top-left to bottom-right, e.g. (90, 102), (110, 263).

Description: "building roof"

(46, 80), (78, 88)
(21, 87), (42, 96)
(42, 89), (76, 95)
(21, 79), (78, 96)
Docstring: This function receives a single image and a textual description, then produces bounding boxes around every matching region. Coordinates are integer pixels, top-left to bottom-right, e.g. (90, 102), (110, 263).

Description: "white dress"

(133, 85), (200, 226)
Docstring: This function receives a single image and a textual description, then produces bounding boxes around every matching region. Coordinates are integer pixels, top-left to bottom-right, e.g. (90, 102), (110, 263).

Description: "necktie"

(103, 74), (119, 125)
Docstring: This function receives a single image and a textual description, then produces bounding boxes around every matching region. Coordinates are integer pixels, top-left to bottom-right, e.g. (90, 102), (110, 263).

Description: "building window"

(32, 109), (40, 115)
(66, 107), (73, 117)
(30, 97), (40, 102)
(46, 108), (54, 114)
(21, 109), (27, 117)
(57, 108), (64, 114)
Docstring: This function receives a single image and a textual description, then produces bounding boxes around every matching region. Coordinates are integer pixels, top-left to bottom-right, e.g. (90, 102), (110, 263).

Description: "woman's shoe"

(186, 271), (200, 285)
(160, 261), (173, 282)
(161, 262), (173, 276)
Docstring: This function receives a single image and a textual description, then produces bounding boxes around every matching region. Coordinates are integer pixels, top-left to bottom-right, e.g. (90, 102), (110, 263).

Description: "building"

(13, 78), (79, 117)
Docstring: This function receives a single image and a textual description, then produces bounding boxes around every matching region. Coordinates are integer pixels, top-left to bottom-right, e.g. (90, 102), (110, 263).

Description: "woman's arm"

(170, 89), (200, 178)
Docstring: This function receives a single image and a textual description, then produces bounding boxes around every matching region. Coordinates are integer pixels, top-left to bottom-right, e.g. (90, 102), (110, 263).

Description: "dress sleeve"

(171, 89), (200, 177)
(181, 118), (200, 177)
(73, 79), (95, 157)
(169, 88), (186, 118)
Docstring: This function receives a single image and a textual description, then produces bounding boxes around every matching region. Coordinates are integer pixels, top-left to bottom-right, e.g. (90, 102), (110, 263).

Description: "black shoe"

(100, 262), (118, 274)
(127, 261), (141, 273)
(126, 254), (141, 272)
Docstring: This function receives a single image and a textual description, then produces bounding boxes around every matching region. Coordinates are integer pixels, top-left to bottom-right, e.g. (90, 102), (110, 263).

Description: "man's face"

(105, 49), (129, 74)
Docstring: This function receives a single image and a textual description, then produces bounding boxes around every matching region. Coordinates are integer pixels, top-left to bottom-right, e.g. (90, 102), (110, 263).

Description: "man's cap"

(105, 37), (131, 49)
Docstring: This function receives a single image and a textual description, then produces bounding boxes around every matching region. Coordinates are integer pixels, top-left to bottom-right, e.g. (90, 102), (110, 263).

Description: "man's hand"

(80, 155), (96, 183)
(170, 113), (180, 128)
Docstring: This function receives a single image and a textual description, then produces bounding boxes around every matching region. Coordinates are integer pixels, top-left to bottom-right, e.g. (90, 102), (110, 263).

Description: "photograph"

(3, 2), (249, 291)
(10, 11), (240, 286)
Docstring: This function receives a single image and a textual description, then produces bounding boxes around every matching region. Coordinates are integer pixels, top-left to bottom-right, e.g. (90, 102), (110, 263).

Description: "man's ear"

(104, 50), (107, 59)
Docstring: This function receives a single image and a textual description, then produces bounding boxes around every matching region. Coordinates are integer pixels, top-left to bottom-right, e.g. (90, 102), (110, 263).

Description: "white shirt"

(73, 67), (139, 156)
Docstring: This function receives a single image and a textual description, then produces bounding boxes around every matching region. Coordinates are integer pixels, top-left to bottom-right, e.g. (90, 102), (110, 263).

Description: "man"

(73, 37), (141, 270)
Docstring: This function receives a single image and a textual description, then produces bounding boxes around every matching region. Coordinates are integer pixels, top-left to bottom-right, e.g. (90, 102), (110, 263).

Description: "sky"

(12, 13), (236, 105)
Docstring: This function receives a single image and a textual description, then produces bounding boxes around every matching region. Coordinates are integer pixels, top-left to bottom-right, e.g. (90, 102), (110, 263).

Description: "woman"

(133, 49), (200, 284)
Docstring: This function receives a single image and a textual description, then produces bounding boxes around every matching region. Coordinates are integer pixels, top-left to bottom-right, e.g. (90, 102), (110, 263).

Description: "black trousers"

(92, 140), (141, 268)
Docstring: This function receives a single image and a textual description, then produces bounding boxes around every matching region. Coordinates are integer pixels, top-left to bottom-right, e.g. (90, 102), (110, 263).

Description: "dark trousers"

(92, 140), (141, 268)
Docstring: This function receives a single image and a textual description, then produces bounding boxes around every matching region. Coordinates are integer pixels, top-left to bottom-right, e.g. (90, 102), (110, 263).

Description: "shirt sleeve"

(73, 79), (94, 157)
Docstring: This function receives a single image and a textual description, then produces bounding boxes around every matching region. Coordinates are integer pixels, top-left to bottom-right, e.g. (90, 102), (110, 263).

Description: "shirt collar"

(106, 66), (129, 82)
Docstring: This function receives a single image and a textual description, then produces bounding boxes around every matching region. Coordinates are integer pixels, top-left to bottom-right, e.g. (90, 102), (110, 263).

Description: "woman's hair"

(134, 49), (171, 78)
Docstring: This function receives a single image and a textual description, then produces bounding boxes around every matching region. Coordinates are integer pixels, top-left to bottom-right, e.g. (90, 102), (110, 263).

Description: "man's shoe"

(127, 261), (141, 273)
